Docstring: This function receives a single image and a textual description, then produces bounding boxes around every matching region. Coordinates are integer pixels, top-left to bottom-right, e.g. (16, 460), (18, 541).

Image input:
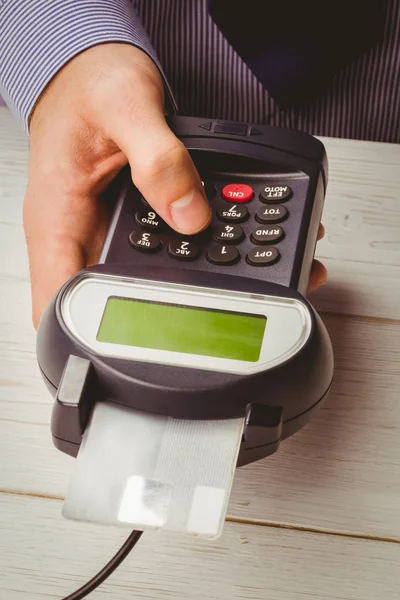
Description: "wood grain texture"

(1, 493), (399, 600)
(2, 312), (400, 539)
(300, 135), (400, 319)
(1, 106), (400, 320)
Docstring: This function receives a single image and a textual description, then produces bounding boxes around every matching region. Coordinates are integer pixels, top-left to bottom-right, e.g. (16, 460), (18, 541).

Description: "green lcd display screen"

(96, 297), (267, 362)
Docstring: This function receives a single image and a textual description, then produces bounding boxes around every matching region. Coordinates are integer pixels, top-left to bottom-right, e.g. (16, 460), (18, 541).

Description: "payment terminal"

(35, 118), (335, 600)
(37, 116), (333, 470)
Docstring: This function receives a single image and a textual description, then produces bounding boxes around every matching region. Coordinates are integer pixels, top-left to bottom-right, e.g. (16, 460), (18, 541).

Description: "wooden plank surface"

(1, 493), (399, 600)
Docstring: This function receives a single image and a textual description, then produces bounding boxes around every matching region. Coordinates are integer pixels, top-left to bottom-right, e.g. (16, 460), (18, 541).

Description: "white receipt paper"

(62, 401), (244, 539)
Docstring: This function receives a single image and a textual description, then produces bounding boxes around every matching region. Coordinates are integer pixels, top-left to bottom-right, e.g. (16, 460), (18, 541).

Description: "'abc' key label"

(168, 240), (200, 261)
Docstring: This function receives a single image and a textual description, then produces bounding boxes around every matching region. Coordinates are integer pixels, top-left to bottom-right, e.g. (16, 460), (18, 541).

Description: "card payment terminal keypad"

(128, 180), (293, 268)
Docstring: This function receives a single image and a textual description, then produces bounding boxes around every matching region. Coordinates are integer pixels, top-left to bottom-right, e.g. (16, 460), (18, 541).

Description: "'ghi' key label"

(213, 224), (244, 244)
(260, 184), (292, 203)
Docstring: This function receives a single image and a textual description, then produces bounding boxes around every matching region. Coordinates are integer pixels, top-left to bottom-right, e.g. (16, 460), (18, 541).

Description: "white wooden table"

(1, 105), (400, 599)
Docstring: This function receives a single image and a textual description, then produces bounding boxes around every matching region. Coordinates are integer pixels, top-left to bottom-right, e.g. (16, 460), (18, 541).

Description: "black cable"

(62, 530), (143, 600)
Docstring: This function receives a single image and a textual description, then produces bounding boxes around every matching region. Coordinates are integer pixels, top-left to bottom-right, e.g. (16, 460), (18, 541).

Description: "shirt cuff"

(0, 0), (178, 133)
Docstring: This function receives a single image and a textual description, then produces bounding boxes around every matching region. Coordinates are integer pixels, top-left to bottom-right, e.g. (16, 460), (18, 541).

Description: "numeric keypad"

(129, 177), (295, 269)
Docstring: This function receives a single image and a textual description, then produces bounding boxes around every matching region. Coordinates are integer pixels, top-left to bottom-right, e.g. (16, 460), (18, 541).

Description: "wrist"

(30, 44), (165, 137)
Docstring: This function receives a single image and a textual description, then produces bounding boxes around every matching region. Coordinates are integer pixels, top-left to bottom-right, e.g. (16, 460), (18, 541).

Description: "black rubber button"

(260, 184), (292, 203)
(207, 245), (240, 265)
(135, 209), (164, 230)
(255, 204), (288, 224)
(217, 201), (249, 223)
(213, 223), (244, 244)
(168, 239), (200, 261)
(247, 247), (280, 266)
(129, 230), (161, 252)
(251, 226), (284, 245)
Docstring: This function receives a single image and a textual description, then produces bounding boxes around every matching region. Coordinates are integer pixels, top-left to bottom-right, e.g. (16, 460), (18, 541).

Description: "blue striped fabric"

(136, 0), (400, 143)
(0, 0), (177, 132)
(1, 0), (399, 141)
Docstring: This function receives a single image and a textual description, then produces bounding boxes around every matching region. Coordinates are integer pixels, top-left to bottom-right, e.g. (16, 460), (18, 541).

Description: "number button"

(129, 231), (161, 252)
(217, 201), (249, 223)
(168, 239), (200, 261)
(207, 245), (240, 265)
(256, 204), (288, 224)
(135, 209), (164, 230)
(213, 223), (244, 244)
(247, 247), (280, 266)
(260, 184), (292, 203)
(251, 226), (284, 245)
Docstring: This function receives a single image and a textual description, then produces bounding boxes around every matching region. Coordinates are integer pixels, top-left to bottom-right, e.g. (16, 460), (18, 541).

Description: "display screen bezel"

(60, 274), (311, 375)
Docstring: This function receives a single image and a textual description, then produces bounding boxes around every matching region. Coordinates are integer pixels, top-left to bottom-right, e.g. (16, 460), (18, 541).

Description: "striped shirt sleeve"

(0, 0), (178, 133)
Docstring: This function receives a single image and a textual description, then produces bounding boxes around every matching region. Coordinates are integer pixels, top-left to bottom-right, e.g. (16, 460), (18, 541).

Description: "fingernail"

(170, 189), (211, 234)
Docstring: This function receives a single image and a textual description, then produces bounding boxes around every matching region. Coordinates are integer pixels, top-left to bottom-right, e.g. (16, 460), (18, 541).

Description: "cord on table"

(62, 530), (143, 600)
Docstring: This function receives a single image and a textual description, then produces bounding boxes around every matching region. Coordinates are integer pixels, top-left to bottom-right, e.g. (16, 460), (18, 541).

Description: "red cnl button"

(222, 183), (254, 203)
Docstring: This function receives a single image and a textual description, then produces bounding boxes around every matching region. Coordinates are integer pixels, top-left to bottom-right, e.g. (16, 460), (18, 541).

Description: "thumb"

(109, 96), (211, 235)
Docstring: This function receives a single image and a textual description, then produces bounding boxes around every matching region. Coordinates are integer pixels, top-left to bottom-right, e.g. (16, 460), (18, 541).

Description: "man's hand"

(24, 43), (326, 329)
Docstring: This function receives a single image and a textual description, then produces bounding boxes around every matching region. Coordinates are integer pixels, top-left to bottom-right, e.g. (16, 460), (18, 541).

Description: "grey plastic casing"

(36, 116), (334, 467)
